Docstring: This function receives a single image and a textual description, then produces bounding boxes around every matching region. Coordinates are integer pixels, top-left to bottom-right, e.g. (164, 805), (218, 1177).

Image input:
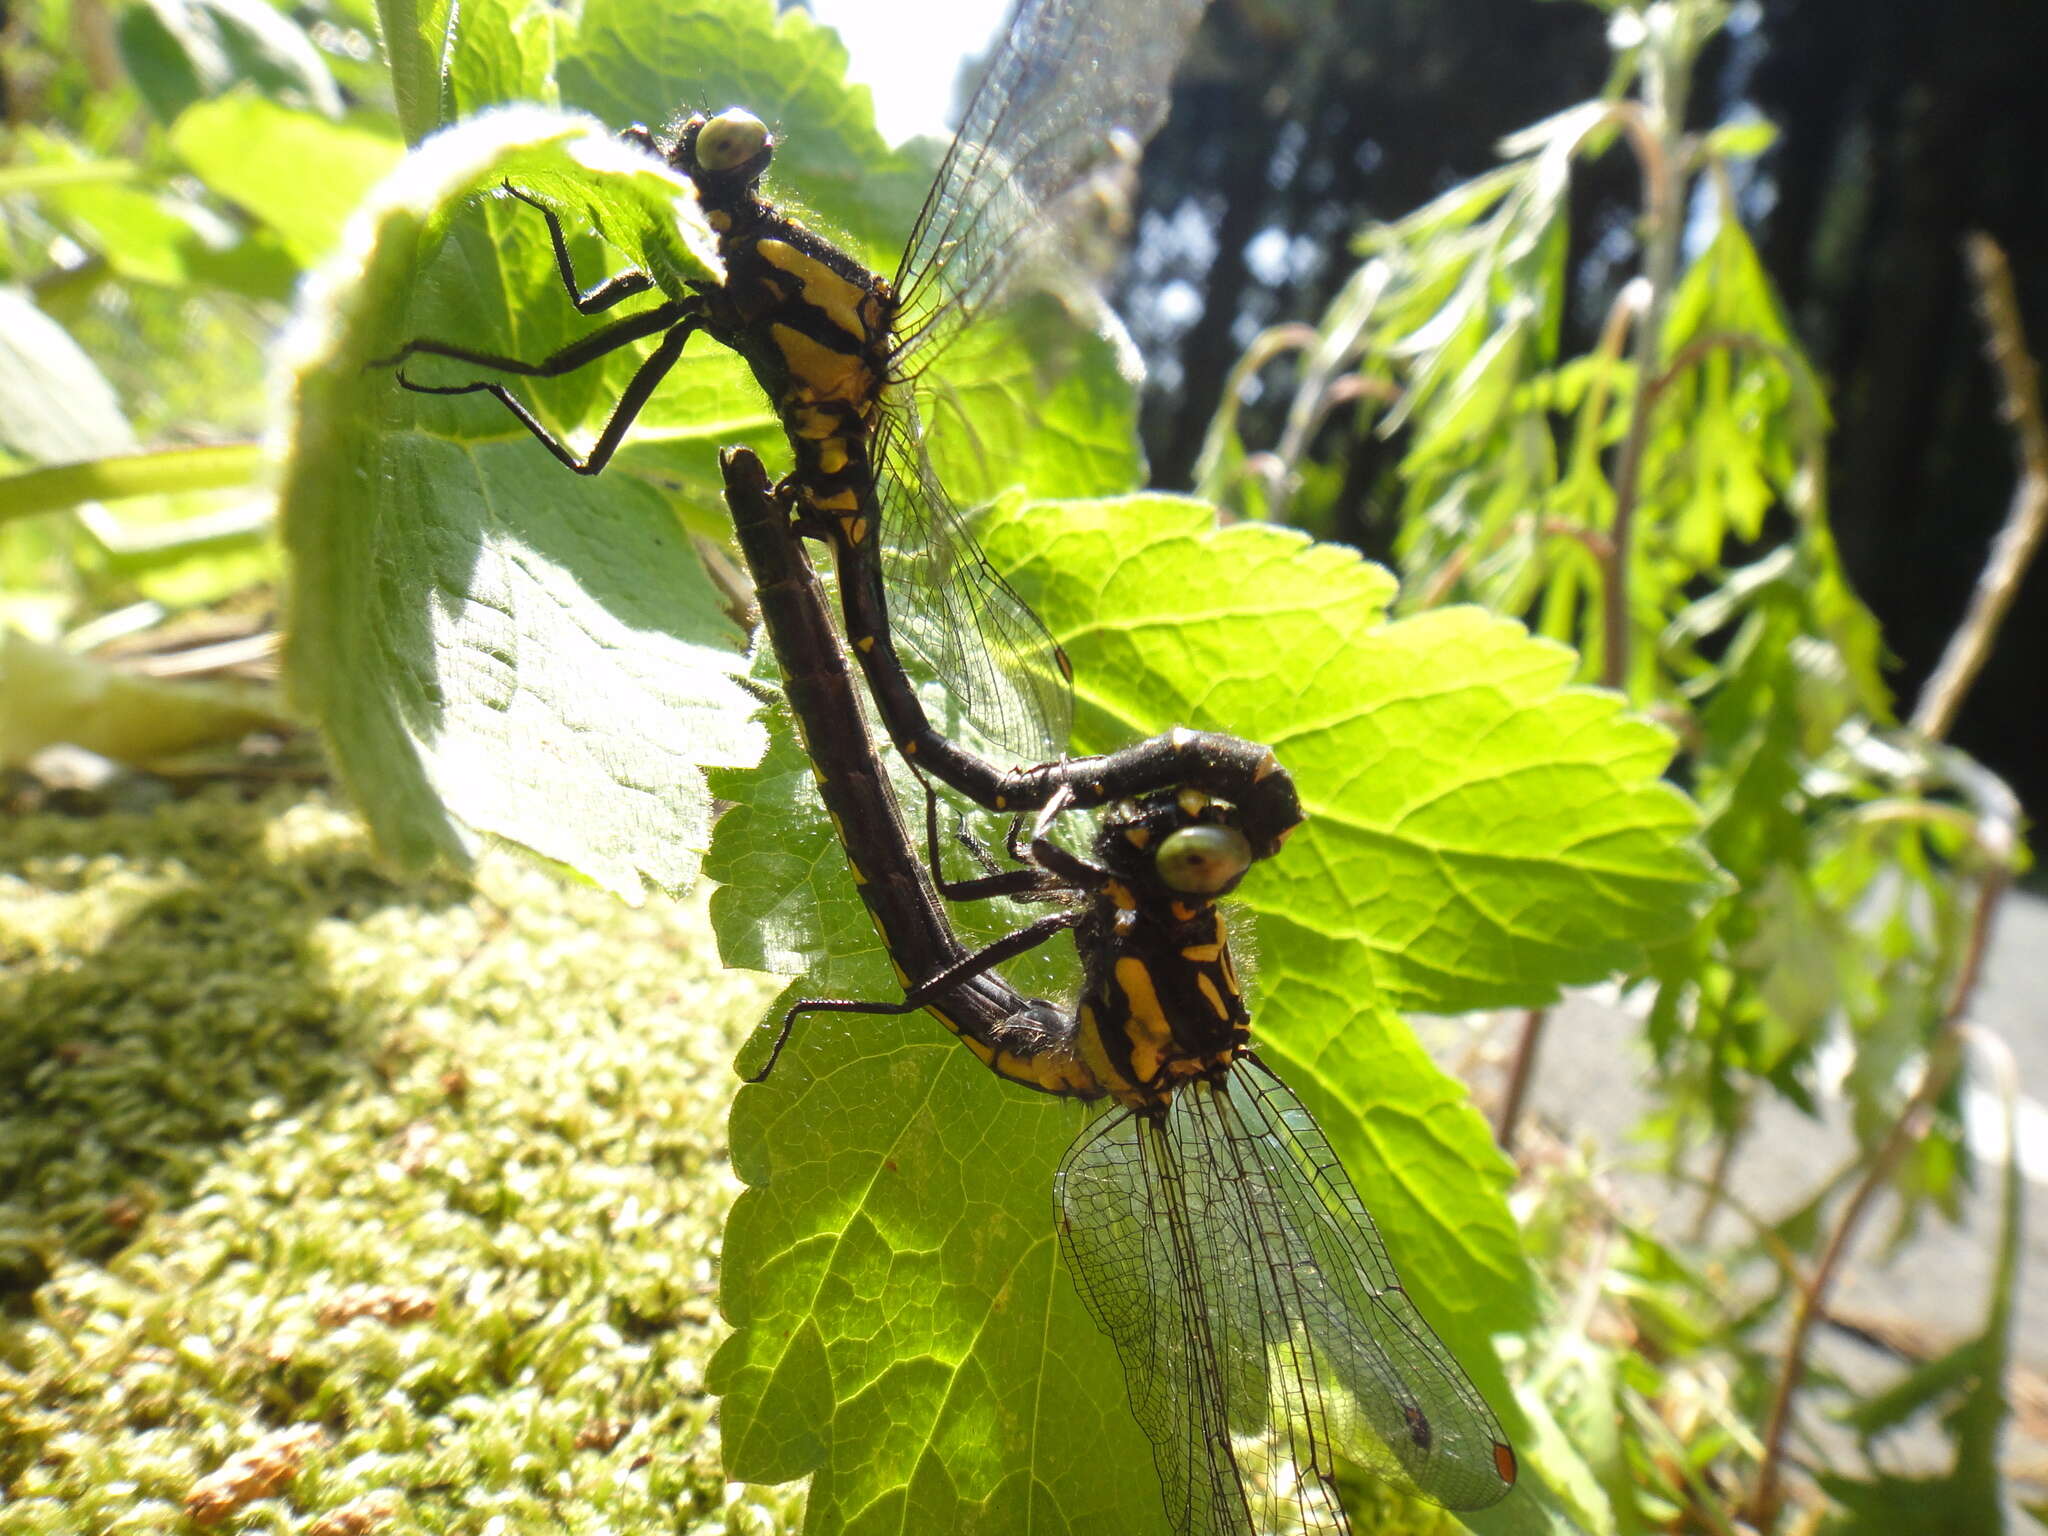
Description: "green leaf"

(714, 497), (1712, 1533)
(920, 295), (1144, 505)
(280, 107), (751, 896)
(0, 289), (138, 465)
(987, 500), (1713, 1011)
(1701, 117), (1778, 163)
(117, 0), (343, 123)
(170, 94), (404, 268)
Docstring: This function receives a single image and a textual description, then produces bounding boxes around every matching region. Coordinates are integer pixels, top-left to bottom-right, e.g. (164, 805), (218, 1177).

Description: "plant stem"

(1745, 233), (2038, 1532)
(1687, 1105), (1746, 1242)
(1600, 28), (1693, 690)
(1494, 1006), (1546, 1151)
(1745, 783), (2018, 1528)
(1911, 235), (2048, 743)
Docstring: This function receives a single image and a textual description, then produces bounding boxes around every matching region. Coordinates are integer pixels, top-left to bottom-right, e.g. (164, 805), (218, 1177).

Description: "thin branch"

(1565, 277), (1647, 485)
(1493, 1006), (1546, 1151)
(1746, 850), (2014, 1528)
(1911, 235), (2048, 742)
(1600, 66), (1691, 689)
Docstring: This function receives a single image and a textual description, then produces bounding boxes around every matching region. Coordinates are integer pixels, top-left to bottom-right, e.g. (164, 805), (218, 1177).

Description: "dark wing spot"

(1404, 1403), (1432, 1452)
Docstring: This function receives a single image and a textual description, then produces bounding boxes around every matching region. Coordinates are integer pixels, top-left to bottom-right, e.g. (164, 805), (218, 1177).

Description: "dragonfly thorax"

(1075, 788), (1255, 1112)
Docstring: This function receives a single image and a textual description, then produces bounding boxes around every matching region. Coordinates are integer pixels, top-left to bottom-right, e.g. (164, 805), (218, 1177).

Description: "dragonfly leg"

(917, 773), (1063, 903)
(388, 314), (701, 476)
(372, 299), (686, 381)
(500, 182), (658, 313)
(1025, 787), (1107, 888)
(744, 908), (1082, 1084)
(954, 814), (1010, 880)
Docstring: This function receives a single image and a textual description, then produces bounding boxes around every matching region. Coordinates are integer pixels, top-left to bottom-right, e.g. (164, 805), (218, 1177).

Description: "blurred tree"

(1750, 0), (2048, 831)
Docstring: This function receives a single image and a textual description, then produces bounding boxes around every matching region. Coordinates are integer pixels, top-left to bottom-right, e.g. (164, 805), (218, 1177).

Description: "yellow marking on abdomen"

(771, 323), (873, 405)
(790, 405), (839, 439)
(1077, 1002), (1134, 1098)
(757, 237), (871, 342)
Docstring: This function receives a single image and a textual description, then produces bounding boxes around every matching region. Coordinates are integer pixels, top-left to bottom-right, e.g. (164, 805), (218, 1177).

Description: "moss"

(0, 787), (797, 1534)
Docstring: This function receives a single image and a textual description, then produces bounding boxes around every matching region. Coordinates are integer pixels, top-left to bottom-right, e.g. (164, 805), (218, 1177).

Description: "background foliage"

(0, 0), (2036, 1534)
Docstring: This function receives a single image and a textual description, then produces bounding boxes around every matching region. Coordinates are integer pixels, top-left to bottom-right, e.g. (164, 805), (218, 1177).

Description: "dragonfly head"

(674, 107), (775, 191)
(1097, 786), (1255, 909)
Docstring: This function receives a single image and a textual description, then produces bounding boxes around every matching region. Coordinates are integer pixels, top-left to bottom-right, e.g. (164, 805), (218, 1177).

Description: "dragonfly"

(721, 443), (1519, 1531)
(375, 0), (1301, 858)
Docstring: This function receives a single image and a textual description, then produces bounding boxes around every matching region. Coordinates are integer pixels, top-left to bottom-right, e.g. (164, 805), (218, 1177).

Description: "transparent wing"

(1055, 1063), (1517, 1533)
(866, 0), (1206, 764)
(891, 0), (1210, 378)
(872, 401), (1073, 765)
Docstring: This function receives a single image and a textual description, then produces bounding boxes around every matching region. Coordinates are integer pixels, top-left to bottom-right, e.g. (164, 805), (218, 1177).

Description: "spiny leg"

(371, 299), (684, 381)
(392, 314), (701, 476)
(743, 908), (1082, 1085)
(501, 183), (658, 314)
(917, 774), (1063, 903)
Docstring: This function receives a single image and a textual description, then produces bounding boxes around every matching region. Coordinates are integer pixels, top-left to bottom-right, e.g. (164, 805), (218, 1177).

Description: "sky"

(802, 0), (1011, 145)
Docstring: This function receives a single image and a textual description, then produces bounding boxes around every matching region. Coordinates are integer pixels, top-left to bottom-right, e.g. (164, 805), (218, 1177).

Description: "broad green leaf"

(987, 499), (1712, 1011)
(0, 289), (138, 464)
(920, 295), (1144, 506)
(714, 497), (1711, 1533)
(170, 94), (405, 268)
(281, 107), (751, 896)
(117, 0), (343, 123)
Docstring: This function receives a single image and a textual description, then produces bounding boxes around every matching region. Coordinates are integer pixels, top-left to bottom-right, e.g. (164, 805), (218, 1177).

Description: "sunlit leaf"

(281, 107), (752, 897)
(170, 95), (404, 267)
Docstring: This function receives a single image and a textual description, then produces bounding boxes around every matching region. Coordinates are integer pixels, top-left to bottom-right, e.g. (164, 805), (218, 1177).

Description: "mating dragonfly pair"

(380, 0), (1517, 1527)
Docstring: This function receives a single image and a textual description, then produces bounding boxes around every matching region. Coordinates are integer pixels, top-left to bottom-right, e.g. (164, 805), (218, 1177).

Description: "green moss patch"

(0, 787), (795, 1534)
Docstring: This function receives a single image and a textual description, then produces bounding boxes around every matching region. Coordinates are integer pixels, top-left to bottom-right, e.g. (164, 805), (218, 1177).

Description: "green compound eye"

(1155, 824), (1253, 895)
(697, 108), (770, 171)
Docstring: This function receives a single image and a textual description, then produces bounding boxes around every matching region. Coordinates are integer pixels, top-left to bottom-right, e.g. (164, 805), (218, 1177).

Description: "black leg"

(501, 184), (658, 313)
(372, 300), (686, 379)
(395, 316), (699, 476)
(743, 908), (1083, 1084)
(1026, 788), (1106, 888)
(954, 814), (1010, 880)
(919, 774), (1061, 903)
